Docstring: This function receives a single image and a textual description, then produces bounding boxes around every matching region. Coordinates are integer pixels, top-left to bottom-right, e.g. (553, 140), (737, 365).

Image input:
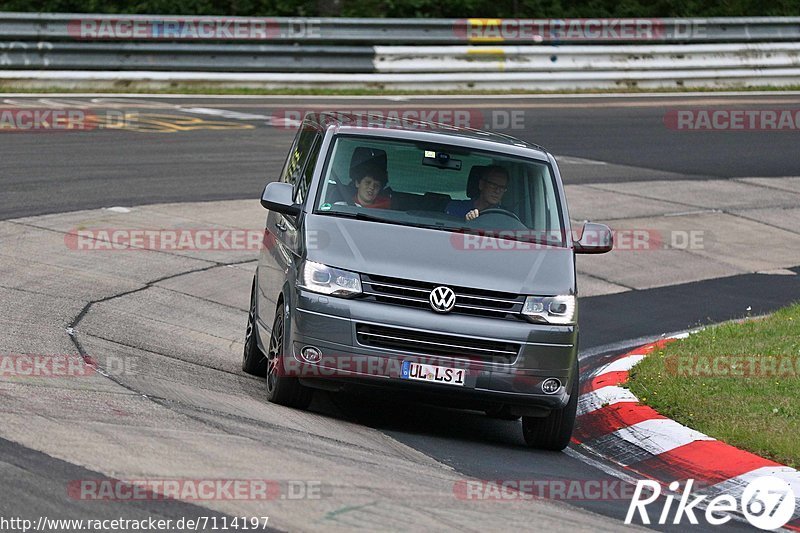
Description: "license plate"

(400, 361), (465, 387)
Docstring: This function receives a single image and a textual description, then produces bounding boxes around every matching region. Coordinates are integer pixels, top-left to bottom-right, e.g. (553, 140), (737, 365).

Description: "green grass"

(626, 303), (800, 468)
(2, 84), (800, 96)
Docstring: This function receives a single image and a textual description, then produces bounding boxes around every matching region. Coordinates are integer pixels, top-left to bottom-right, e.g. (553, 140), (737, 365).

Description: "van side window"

(295, 136), (322, 204)
(279, 123), (318, 187)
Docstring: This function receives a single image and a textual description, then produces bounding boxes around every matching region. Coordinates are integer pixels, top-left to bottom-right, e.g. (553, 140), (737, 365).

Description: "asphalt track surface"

(2, 93), (799, 532)
(3, 93), (800, 219)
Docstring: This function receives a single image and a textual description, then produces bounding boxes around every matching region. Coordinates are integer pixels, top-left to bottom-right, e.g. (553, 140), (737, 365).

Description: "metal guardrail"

(373, 43), (800, 73)
(0, 13), (799, 44)
(0, 42), (374, 72)
(8, 42), (797, 73)
(1, 13), (799, 89)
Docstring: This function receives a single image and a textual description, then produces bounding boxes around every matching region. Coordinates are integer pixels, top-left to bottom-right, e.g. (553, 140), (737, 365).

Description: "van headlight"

(522, 295), (576, 325)
(299, 260), (362, 297)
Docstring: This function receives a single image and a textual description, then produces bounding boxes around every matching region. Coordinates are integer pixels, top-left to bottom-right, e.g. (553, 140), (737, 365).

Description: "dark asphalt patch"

(0, 436), (275, 532)
(580, 270), (800, 350)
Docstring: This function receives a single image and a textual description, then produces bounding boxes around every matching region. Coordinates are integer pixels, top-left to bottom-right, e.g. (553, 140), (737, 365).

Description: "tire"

(265, 302), (313, 409)
(521, 361), (579, 451)
(242, 278), (267, 376)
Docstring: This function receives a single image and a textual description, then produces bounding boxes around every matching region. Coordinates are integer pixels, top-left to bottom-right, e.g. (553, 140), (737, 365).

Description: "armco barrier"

(0, 42), (374, 72)
(373, 43), (800, 73)
(1, 13), (800, 89)
(1, 14), (799, 44)
(4, 42), (797, 74)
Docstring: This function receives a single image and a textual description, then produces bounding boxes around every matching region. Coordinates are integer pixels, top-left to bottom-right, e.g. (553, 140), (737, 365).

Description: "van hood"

(305, 215), (575, 296)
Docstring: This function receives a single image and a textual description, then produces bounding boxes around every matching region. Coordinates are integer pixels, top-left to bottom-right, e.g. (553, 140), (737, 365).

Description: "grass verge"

(626, 303), (800, 468)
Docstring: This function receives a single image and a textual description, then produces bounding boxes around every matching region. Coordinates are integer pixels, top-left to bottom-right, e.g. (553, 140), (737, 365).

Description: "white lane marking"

(104, 207), (132, 213)
(733, 466), (800, 493)
(268, 116), (301, 128)
(706, 466), (800, 521)
(556, 156), (608, 166)
(178, 106), (272, 121)
(593, 354), (646, 377)
(577, 385), (639, 416)
(578, 330), (694, 361)
(91, 97), (177, 109)
(613, 418), (714, 456)
(3, 91), (800, 99)
(663, 208), (723, 217)
(2, 97), (93, 108)
(757, 268), (798, 276)
(2, 97), (179, 109)
(1, 97), (274, 122)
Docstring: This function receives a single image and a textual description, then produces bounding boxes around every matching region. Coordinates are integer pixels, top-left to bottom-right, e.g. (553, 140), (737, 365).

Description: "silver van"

(243, 113), (612, 450)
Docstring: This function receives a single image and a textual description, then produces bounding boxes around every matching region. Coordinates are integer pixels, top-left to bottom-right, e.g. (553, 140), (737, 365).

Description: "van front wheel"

(265, 304), (313, 409)
(521, 361), (579, 451)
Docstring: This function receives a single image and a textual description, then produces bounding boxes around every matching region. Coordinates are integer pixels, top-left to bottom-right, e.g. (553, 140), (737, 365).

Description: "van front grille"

(360, 274), (525, 319)
(356, 323), (519, 364)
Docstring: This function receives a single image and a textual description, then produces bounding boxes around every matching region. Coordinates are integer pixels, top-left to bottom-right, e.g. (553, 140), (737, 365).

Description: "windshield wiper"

(320, 210), (405, 226)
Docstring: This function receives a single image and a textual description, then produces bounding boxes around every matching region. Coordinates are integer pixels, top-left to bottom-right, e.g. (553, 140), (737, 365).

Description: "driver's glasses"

(484, 180), (508, 193)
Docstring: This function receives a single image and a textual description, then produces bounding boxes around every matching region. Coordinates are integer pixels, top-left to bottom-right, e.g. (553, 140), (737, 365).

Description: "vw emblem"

(429, 286), (456, 313)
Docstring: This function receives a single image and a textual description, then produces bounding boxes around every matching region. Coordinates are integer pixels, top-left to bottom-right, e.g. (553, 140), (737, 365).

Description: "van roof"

(301, 112), (551, 160)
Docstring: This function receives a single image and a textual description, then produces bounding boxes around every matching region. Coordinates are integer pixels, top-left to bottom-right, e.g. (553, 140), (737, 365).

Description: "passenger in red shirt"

(353, 163), (391, 209)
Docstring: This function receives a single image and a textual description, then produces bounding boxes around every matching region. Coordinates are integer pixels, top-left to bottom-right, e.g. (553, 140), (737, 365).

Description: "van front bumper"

(284, 289), (579, 412)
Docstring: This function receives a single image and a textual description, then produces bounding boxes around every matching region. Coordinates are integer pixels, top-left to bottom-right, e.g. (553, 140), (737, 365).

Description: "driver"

(446, 165), (509, 221)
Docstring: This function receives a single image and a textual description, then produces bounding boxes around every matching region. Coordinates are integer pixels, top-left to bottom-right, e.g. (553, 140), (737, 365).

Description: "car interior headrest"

(467, 165), (490, 199)
(350, 147), (388, 182)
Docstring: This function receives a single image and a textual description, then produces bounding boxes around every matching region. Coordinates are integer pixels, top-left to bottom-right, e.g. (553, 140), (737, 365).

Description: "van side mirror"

(261, 182), (300, 216)
(575, 222), (613, 254)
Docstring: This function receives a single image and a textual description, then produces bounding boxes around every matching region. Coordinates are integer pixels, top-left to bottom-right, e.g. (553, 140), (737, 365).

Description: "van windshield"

(314, 135), (566, 247)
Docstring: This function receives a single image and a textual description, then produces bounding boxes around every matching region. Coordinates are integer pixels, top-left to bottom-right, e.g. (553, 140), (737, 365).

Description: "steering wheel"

(478, 208), (522, 223)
